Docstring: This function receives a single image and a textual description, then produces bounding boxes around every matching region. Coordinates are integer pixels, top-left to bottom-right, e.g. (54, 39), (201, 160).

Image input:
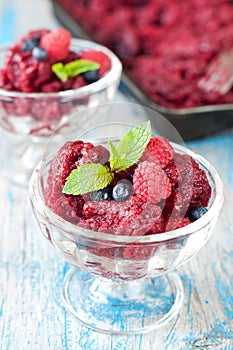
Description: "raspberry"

(133, 161), (171, 203)
(80, 50), (111, 76)
(141, 136), (174, 168)
(40, 28), (71, 60)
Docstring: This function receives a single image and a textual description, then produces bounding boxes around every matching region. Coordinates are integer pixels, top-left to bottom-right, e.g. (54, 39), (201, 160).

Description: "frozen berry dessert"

(0, 28), (111, 93)
(45, 121), (211, 240)
(55, 0), (233, 108)
(0, 28), (113, 122)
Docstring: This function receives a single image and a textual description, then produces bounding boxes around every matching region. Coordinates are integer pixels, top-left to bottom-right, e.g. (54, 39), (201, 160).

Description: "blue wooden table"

(0, 1), (233, 349)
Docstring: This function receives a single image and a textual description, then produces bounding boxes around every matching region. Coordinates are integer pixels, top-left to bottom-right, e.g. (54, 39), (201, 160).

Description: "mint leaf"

(65, 59), (100, 77)
(110, 121), (151, 172)
(62, 163), (113, 195)
(52, 59), (100, 82)
(108, 138), (120, 170)
(52, 62), (68, 82)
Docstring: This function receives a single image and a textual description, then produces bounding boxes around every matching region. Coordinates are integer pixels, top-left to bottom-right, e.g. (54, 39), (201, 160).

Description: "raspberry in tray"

(45, 121), (211, 241)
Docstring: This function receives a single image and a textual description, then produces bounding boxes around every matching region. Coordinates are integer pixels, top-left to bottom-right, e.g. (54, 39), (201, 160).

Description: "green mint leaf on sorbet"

(108, 138), (120, 167)
(63, 163), (114, 195)
(52, 62), (68, 82)
(65, 59), (100, 77)
(109, 121), (152, 172)
(52, 59), (100, 82)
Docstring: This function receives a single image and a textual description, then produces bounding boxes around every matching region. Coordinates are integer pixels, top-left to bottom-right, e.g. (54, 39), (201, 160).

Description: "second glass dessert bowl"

(0, 38), (122, 186)
(29, 104), (223, 334)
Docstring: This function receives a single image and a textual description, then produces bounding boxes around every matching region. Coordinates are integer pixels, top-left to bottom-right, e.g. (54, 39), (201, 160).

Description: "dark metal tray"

(51, 0), (233, 140)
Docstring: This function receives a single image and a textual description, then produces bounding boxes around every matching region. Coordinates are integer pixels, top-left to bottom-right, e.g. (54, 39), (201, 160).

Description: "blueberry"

(83, 69), (99, 83)
(32, 46), (48, 61)
(112, 180), (132, 202)
(22, 37), (40, 52)
(189, 206), (208, 222)
(90, 186), (112, 201)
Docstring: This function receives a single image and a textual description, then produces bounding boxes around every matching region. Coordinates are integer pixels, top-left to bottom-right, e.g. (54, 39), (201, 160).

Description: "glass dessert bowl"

(29, 103), (223, 334)
(0, 30), (122, 186)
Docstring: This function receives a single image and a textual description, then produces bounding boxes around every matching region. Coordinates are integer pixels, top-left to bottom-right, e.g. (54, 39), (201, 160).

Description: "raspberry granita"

(0, 28), (112, 121)
(55, 0), (233, 108)
(45, 121), (211, 247)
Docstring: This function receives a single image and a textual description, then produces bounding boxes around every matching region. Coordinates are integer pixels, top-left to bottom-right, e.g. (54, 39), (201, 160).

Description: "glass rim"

(29, 142), (224, 244)
(0, 38), (122, 99)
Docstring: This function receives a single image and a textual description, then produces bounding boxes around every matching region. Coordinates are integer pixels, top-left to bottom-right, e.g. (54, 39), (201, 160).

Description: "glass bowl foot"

(62, 268), (184, 335)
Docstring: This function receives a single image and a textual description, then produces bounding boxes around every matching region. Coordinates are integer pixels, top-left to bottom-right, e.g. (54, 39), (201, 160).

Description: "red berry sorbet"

(55, 0), (233, 108)
(45, 135), (211, 236)
(0, 28), (111, 121)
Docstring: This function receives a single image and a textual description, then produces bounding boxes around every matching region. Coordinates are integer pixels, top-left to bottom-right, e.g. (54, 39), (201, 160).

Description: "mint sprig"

(109, 121), (151, 172)
(51, 62), (68, 82)
(63, 121), (152, 195)
(63, 163), (114, 195)
(52, 59), (100, 83)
